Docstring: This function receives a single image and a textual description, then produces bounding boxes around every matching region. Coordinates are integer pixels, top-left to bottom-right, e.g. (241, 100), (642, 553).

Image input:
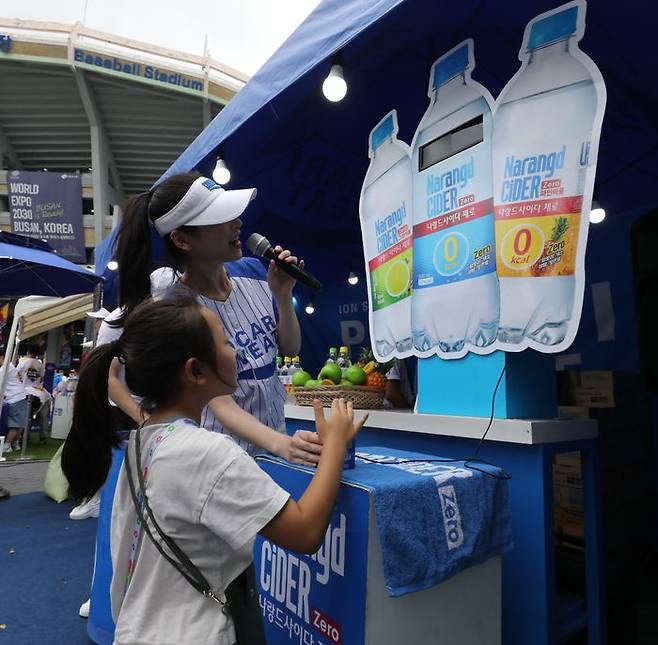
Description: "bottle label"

(494, 141), (588, 278)
(367, 201), (412, 312)
(413, 148), (496, 289)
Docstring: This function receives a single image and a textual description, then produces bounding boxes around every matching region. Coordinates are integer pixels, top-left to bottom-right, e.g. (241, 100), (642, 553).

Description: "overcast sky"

(6, 0), (322, 75)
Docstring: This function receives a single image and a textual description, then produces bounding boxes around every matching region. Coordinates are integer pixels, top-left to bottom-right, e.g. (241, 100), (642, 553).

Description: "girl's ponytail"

(112, 192), (153, 328)
(61, 340), (124, 502)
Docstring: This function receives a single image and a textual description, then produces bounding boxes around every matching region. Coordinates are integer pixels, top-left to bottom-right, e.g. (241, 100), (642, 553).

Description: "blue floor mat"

(0, 492), (96, 644)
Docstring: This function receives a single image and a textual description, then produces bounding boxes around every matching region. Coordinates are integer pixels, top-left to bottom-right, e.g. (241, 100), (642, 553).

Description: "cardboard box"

(558, 371), (645, 409)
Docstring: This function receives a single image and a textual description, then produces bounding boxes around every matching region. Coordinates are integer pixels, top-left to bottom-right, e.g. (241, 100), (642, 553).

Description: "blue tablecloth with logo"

(341, 446), (512, 597)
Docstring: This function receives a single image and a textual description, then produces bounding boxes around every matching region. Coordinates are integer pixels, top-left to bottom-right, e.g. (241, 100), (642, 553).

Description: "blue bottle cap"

(432, 42), (469, 89)
(527, 5), (578, 50)
(370, 112), (396, 152)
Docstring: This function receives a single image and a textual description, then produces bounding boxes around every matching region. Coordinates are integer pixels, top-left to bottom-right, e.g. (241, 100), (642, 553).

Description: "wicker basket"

(293, 385), (385, 409)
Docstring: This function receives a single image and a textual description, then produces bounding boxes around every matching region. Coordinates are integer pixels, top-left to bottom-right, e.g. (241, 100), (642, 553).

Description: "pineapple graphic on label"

(531, 216), (574, 277)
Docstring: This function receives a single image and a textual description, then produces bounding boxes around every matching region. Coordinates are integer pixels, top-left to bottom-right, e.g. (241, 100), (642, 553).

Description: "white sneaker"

(69, 494), (100, 520)
(1, 444), (12, 454)
(79, 598), (90, 618)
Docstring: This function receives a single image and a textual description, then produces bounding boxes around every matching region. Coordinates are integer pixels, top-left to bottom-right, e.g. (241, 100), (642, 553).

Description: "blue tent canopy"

(0, 232), (101, 297)
(161, 0), (657, 372)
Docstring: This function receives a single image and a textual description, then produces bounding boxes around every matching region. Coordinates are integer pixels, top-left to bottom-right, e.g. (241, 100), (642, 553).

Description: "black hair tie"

(110, 339), (125, 364)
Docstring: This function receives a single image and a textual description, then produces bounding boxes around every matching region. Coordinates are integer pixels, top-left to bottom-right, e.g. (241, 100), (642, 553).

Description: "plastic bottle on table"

(289, 356), (301, 379)
(492, 1), (604, 347)
(411, 39), (498, 356)
(325, 347), (338, 365)
(337, 346), (351, 376)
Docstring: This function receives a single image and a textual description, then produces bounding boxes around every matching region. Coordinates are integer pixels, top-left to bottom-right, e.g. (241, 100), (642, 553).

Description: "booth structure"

(255, 449), (509, 645)
(285, 401), (602, 645)
(158, 0), (658, 642)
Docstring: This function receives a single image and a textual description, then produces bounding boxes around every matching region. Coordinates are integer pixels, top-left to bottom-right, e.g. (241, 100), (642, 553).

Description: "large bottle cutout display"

(359, 110), (413, 362)
(492, 0), (606, 354)
(411, 39), (498, 361)
(358, 0), (606, 362)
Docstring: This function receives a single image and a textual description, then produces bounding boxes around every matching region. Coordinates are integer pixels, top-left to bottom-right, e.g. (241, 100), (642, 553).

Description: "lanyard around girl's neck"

(125, 421), (179, 591)
(123, 417), (229, 610)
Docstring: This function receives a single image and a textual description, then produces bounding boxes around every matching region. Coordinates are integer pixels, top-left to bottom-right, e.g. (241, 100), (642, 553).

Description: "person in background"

(17, 344), (50, 445)
(52, 369), (65, 391)
(16, 344), (44, 387)
(62, 296), (367, 645)
(0, 347), (27, 453)
(384, 357), (418, 410)
(53, 370), (70, 396)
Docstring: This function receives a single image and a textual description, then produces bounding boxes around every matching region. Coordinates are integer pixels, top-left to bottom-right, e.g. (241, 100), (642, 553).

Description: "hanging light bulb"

(589, 202), (606, 224)
(212, 157), (231, 185)
(305, 302), (315, 315)
(322, 59), (347, 102)
(107, 259), (119, 271)
(348, 271), (359, 285)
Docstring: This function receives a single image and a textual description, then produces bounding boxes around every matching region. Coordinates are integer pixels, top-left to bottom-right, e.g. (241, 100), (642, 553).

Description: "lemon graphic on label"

(385, 259), (410, 298)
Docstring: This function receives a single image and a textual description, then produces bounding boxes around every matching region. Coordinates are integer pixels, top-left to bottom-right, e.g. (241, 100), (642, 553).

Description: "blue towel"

(340, 446), (513, 597)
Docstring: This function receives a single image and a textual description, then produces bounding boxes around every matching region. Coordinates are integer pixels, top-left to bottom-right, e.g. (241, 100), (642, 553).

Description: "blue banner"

(254, 458), (369, 645)
(7, 170), (85, 262)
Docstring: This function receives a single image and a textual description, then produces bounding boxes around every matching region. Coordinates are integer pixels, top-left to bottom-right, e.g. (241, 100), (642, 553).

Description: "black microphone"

(247, 233), (322, 292)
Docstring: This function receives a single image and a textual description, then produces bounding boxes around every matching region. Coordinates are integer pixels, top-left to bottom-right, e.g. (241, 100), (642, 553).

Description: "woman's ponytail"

(112, 173), (201, 325)
(61, 340), (124, 502)
(113, 192), (153, 328)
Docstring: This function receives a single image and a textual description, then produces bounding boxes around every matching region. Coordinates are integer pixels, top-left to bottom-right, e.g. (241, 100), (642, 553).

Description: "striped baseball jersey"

(197, 258), (288, 455)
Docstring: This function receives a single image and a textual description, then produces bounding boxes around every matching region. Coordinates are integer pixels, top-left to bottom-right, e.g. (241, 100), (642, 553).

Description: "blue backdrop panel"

(158, 0), (658, 375)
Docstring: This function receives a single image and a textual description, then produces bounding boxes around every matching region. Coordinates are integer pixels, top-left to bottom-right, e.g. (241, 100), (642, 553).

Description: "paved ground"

(0, 460), (49, 496)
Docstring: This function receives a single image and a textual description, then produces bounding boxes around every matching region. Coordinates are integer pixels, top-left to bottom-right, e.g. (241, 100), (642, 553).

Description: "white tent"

(0, 293), (94, 404)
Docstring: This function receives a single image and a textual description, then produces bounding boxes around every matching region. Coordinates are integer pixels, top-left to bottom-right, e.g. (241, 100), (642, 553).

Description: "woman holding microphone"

(110, 172), (322, 462)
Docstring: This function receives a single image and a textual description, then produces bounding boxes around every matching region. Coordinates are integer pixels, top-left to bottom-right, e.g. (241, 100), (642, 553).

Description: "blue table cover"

(339, 446), (513, 597)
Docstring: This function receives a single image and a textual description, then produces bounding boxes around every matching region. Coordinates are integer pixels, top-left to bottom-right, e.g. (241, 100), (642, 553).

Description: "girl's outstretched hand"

(312, 398), (369, 446)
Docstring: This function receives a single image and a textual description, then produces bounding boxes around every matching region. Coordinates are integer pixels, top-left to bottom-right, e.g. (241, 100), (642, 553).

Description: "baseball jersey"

(198, 258), (288, 455)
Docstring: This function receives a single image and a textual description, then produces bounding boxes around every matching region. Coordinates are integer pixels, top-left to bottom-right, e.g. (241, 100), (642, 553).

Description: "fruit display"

(356, 347), (393, 388)
(291, 346), (393, 409)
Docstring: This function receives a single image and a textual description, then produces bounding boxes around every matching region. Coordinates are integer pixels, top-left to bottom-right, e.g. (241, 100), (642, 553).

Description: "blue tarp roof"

(159, 0), (658, 372)
(0, 233), (102, 297)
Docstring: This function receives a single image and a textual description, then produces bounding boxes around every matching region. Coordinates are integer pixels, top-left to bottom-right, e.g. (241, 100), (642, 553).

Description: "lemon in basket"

(344, 365), (366, 385)
(318, 363), (342, 384)
(292, 370), (312, 387)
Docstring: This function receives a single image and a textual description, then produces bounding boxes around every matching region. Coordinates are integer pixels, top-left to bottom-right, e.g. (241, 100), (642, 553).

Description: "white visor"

(86, 307), (111, 320)
(153, 177), (257, 237)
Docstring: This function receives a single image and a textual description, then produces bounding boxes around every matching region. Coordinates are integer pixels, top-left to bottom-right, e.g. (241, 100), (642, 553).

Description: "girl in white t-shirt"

(62, 296), (366, 645)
